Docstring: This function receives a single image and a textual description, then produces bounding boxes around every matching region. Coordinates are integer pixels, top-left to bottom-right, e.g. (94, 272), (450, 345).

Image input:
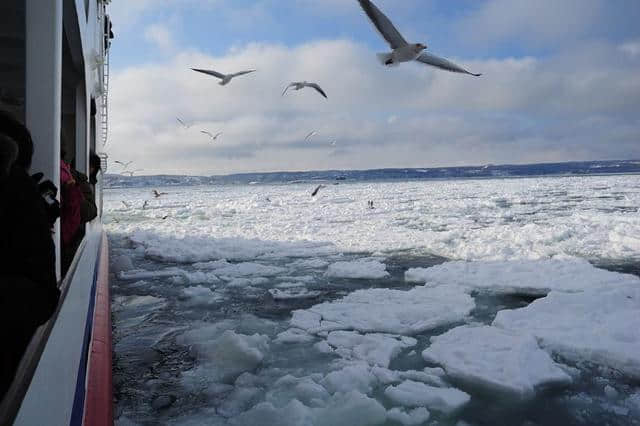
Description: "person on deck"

(0, 111), (60, 398)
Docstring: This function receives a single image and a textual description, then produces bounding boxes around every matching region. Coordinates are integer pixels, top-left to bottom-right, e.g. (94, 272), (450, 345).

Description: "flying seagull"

(201, 130), (223, 141)
(176, 117), (191, 129)
(115, 160), (133, 169)
(304, 131), (318, 141)
(191, 68), (256, 85)
(357, 0), (481, 76)
(311, 184), (325, 197)
(283, 82), (328, 99)
(152, 189), (168, 198)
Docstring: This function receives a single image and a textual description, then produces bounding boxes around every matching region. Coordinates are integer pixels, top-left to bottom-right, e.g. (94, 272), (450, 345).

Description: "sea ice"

(274, 328), (316, 344)
(493, 284), (640, 378)
(214, 262), (287, 277)
(326, 331), (416, 368)
(291, 285), (474, 335)
(405, 258), (637, 296)
(269, 288), (321, 300)
(325, 259), (390, 279)
(185, 330), (270, 383)
(422, 325), (572, 397)
(386, 407), (430, 425)
(181, 285), (224, 305)
(384, 380), (470, 414)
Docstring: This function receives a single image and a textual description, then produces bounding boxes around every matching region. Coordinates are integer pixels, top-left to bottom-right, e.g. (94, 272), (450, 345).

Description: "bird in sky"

(191, 68), (256, 85)
(152, 189), (168, 198)
(357, 0), (481, 76)
(283, 82), (328, 99)
(201, 130), (223, 141)
(114, 160), (133, 169)
(311, 184), (325, 197)
(304, 131), (318, 141)
(176, 117), (191, 129)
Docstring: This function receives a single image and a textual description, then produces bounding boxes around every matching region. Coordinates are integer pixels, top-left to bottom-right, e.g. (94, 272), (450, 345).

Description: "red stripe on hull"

(83, 232), (113, 426)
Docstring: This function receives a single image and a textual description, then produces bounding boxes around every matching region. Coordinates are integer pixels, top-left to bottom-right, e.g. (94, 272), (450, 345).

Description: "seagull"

(311, 184), (325, 197)
(176, 117), (191, 129)
(114, 160), (133, 169)
(143, 200), (149, 210)
(121, 200), (130, 208)
(357, 0), (481, 76)
(201, 130), (223, 141)
(283, 82), (327, 99)
(152, 189), (168, 198)
(304, 131), (318, 141)
(191, 68), (256, 86)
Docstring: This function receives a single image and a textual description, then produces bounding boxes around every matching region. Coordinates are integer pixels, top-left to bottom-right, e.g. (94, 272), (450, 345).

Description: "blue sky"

(106, 0), (640, 175)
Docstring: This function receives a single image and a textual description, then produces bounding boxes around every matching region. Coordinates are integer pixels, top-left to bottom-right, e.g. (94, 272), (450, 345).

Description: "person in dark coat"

(0, 111), (60, 398)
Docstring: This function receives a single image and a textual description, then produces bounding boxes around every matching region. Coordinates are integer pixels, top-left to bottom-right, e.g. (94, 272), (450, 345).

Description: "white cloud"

(105, 39), (640, 175)
(620, 40), (640, 58)
(144, 24), (175, 52)
(457, 0), (603, 46)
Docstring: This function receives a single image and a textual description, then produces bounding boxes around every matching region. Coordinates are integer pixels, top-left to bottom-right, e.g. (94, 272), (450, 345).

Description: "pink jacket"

(60, 160), (83, 246)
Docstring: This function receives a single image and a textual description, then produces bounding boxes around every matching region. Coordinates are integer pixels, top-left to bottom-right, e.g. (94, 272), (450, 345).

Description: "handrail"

(0, 237), (88, 426)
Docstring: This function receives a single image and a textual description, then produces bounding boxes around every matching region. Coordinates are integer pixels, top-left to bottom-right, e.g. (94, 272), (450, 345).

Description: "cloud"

(456, 0), (604, 47)
(105, 37), (640, 175)
(620, 40), (640, 58)
(144, 24), (175, 52)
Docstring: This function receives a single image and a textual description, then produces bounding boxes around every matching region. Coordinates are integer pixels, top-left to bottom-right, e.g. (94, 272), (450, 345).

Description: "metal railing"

(100, 50), (109, 146)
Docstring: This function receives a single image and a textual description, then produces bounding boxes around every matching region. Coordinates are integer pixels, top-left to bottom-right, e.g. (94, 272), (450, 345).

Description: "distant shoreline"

(104, 159), (640, 189)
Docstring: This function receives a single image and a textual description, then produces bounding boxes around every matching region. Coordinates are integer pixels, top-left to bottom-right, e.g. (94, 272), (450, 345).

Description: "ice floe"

(290, 284), (474, 335)
(325, 259), (390, 279)
(422, 325), (572, 397)
(326, 331), (416, 368)
(384, 380), (470, 414)
(405, 258), (636, 296)
(494, 284), (640, 378)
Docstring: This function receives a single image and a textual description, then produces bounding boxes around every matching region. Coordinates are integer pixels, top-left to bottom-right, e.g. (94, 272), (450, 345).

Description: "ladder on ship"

(100, 49), (109, 146)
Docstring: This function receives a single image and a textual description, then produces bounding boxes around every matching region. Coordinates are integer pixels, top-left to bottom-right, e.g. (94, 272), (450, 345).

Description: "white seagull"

(176, 117), (191, 129)
(191, 68), (256, 85)
(201, 130), (223, 141)
(114, 160), (133, 169)
(304, 131), (318, 141)
(283, 82), (328, 99)
(357, 0), (481, 76)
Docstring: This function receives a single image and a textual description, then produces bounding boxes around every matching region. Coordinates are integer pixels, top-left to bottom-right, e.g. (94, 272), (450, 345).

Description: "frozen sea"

(105, 174), (640, 426)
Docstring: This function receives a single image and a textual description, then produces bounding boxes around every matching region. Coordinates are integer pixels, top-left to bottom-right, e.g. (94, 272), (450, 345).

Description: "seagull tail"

(376, 52), (397, 67)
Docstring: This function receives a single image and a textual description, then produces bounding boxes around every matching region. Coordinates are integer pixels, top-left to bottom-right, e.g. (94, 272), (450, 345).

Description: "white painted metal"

(25, 0), (64, 279)
(13, 225), (103, 426)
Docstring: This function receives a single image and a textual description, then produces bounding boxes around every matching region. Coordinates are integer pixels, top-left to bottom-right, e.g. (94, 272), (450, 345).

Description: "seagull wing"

(311, 185), (323, 197)
(304, 131), (317, 141)
(231, 69), (256, 78)
(214, 132), (223, 139)
(282, 83), (295, 96)
(308, 83), (328, 99)
(416, 52), (481, 76)
(357, 0), (408, 49)
(201, 130), (213, 137)
(177, 117), (189, 127)
(191, 68), (226, 80)
(114, 160), (124, 165)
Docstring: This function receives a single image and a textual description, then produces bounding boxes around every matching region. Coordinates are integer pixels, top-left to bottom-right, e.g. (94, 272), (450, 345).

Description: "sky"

(105, 0), (640, 176)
